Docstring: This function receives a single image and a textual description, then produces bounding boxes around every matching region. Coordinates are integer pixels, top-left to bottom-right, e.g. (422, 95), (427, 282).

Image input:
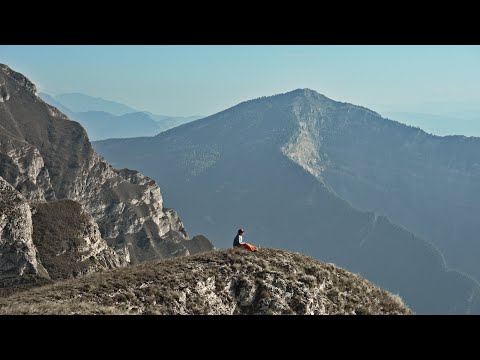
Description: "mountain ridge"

(54, 92), (139, 115)
(94, 87), (480, 314)
(0, 248), (413, 315)
(39, 92), (204, 140)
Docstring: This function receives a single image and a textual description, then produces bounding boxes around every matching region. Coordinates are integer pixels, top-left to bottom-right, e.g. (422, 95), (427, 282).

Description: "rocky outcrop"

(0, 176), (49, 286)
(65, 153), (194, 262)
(181, 235), (214, 255)
(32, 200), (127, 280)
(0, 64), (37, 95)
(0, 248), (412, 315)
(0, 133), (55, 203)
(0, 63), (213, 270)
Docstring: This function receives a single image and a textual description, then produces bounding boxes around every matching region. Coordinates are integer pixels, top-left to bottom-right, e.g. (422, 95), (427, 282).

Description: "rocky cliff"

(0, 248), (412, 315)
(0, 176), (49, 286)
(32, 200), (127, 280)
(0, 64), (213, 286)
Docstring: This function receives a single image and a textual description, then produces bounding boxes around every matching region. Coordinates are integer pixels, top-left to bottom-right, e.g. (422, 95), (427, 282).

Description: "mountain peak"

(247, 88), (332, 107)
(0, 64), (37, 95)
(238, 88), (330, 109)
(291, 88), (320, 96)
(286, 88), (328, 100)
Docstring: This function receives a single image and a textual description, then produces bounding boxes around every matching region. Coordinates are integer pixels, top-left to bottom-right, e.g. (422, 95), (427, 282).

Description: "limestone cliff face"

(32, 200), (127, 280)
(0, 63), (213, 271)
(63, 151), (193, 262)
(0, 132), (55, 203)
(0, 176), (49, 286)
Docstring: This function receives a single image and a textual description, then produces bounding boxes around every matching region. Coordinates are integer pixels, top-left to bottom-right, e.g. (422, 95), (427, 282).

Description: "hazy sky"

(1, 45), (480, 134)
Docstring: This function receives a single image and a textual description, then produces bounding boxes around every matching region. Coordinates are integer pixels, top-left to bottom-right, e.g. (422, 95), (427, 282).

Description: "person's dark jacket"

(233, 234), (244, 247)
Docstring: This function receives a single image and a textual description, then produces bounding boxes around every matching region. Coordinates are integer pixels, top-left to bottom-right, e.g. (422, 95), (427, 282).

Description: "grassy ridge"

(0, 248), (412, 315)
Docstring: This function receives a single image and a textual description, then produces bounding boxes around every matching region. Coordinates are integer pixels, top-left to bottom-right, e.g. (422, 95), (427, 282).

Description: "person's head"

(238, 228), (245, 235)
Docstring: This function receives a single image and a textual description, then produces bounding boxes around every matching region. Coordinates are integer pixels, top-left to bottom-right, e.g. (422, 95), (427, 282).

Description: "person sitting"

(233, 228), (257, 252)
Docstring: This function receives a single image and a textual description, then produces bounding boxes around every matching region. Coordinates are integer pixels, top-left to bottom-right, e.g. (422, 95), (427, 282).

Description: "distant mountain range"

(73, 111), (160, 140)
(39, 92), (203, 140)
(94, 88), (480, 314)
(54, 92), (141, 115)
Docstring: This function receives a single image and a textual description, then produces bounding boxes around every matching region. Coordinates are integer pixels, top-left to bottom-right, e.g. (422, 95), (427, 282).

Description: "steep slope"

(317, 109), (480, 282)
(0, 64), (213, 268)
(94, 89), (480, 314)
(0, 176), (49, 286)
(0, 174), (124, 287)
(37, 93), (76, 119)
(32, 200), (127, 280)
(0, 248), (412, 315)
(0, 128), (55, 203)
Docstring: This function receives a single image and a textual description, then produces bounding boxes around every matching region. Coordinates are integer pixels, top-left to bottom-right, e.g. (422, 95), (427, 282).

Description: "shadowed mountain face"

(94, 89), (480, 314)
(309, 105), (480, 282)
(0, 64), (213, 283)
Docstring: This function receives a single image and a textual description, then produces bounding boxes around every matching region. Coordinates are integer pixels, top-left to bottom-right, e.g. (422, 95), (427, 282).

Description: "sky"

(1, 45), (480, 135)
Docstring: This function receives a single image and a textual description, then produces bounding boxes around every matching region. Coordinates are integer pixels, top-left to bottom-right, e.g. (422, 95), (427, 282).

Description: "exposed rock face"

(0, 176), (49, 286)
(0, 64), (37, 95)
(281, 92), (331, 180)
(0, 249), (412, 315)
(65, 154), (193, 262)
(0, 63), (213, 272)
(0, 134), (55, 203)
(32, 200), (127, 280)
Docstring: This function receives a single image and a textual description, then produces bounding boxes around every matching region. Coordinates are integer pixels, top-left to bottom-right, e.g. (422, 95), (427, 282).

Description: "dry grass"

(0, 248), (413, 315)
